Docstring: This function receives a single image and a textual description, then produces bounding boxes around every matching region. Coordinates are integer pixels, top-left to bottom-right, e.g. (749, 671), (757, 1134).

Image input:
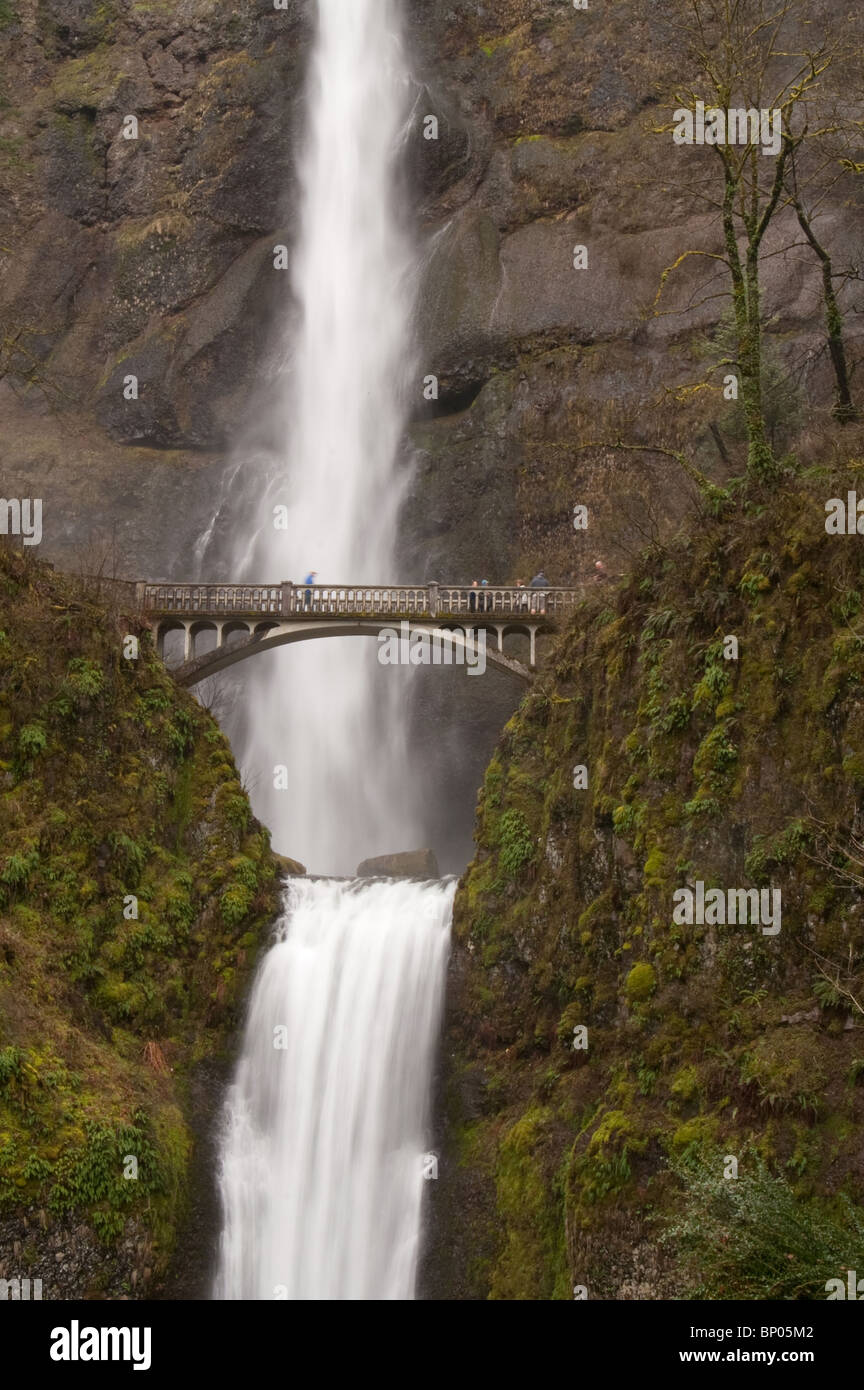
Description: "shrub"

(666, 1150), (864, 1299)
(17, 723), (47, 763)
(65, 658), (105, 702)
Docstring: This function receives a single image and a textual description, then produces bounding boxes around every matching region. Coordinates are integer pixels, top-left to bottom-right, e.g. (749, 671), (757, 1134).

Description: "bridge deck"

(137, 581), (579, 620)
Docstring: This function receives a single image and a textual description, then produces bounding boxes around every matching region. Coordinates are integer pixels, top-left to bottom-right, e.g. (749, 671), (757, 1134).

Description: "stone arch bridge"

(136, 581), (581, 685)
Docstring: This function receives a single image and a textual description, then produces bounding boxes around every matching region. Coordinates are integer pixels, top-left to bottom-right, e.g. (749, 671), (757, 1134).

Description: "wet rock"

(275, 853), (306, 876)
(356, 849), (440, 879)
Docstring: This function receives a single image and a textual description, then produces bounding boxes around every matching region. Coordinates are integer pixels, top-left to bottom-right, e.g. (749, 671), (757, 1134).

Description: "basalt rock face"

(2, 0), (862, 586)
(399, 0), (864, 588)
(0, 0), (311, 576)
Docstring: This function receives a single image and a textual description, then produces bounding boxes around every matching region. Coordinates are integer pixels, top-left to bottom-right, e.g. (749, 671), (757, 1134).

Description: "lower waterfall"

(214, 876), (454, 1300)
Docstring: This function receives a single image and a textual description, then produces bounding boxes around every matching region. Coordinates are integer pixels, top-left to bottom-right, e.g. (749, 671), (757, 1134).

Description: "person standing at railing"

(468, 580), (479, 612)
(480, 578), (489, 613)
(304, 571), (317, 610)
(530, 570), (549, 614)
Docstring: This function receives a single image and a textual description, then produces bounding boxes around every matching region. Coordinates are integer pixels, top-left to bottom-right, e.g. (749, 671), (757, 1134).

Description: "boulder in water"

(356, 849), (440, 879)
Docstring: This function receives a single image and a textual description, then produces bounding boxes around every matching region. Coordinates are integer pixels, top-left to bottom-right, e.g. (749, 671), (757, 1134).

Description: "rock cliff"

(2, 0), (861, 585)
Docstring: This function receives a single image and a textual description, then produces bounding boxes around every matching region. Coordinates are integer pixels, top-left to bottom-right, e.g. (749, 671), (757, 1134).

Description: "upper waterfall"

(229, 0), (422, 874)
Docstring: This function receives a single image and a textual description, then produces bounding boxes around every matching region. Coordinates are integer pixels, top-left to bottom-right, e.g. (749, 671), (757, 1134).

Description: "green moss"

(625, 962), (657, 1003)
(490, 1106), (570, 1299)
(669, 1115), (719, 1152)
(52, 46), (126, 110)
(441, 460), (864, 1300)
(670, 1065), (701, 1103)
(0, 550), (285, 1279)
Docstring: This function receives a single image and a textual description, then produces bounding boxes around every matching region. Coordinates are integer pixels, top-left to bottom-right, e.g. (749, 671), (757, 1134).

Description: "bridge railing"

(283, 585), (431, 615)
(436, 587), (579, 616)
(138, 582), (582, 619)
(140, 584), (283, 615)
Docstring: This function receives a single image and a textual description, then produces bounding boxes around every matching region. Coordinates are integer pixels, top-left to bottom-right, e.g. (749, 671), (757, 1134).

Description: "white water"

(228, 0), (422, 876)
(215, 877), (453, 1300)
(214, 0), (453, 1301)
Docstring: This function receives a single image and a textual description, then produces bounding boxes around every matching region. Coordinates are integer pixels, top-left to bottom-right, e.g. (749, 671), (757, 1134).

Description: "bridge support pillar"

(494, 625), (504, 653)
(529, 626), (536, 668)
(215, 623), (224, 650)
(183, 624), (193, 663)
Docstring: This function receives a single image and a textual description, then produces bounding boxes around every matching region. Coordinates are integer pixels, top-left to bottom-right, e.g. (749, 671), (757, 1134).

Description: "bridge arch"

(158, 617), (543, 686)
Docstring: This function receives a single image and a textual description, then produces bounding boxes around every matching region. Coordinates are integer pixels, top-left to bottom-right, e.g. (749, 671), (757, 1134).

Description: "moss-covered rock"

(424, 456), (864, 1300)
(0, 548), (288, 1296)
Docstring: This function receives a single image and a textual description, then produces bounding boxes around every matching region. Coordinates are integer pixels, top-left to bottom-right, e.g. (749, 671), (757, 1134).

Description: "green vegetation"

(668, 1150), (864, 1299)
(497, 809), (535, 880)
(0, 549), (285, 1287)
(441, 456), (864, 1299)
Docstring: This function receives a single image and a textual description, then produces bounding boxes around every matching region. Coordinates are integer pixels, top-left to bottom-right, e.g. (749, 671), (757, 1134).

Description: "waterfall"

(228, 0), (422, 876)
(215, 877), (454, 1300)
(213, 0), (453, 1300)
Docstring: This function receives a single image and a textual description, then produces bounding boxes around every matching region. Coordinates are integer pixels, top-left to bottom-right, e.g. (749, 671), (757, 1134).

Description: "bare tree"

(652, 0), (846, 478)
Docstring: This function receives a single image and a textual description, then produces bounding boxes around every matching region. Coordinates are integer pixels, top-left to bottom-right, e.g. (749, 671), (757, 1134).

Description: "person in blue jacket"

(304, 571), (317, 609)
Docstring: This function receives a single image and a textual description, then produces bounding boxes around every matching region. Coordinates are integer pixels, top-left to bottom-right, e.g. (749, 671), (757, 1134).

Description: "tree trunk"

(795, 200), (857, 423)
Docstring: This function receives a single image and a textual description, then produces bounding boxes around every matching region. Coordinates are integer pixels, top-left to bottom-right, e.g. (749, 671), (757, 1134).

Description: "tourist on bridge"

(530, 569), (549, 614)
(480, 578), (489, 613)
(468, 579), (479, 612)
(304, 571), (317, 610)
